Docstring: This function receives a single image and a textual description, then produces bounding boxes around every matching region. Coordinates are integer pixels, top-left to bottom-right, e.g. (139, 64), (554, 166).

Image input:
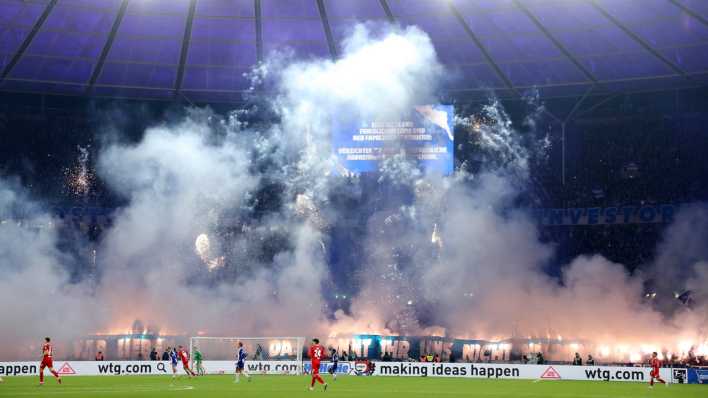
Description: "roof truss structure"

(0, 0), (706, 103)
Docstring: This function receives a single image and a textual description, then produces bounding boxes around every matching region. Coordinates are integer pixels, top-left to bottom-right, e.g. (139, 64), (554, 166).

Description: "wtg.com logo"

(303, 362), (350, 374)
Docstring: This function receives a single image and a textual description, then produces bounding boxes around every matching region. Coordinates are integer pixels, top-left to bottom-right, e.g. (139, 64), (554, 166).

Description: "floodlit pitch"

(0, 375), (705, 398)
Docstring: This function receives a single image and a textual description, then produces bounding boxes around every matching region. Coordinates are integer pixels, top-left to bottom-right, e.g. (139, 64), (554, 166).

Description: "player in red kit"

(648, 352), (667, 388)
(39, 337), (61, 385)
(177, 346), (196, 378)
(308, 338), (328, 391)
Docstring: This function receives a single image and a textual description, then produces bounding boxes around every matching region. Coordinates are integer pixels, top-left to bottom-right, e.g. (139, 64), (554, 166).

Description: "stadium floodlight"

(189, 336), (305, 375)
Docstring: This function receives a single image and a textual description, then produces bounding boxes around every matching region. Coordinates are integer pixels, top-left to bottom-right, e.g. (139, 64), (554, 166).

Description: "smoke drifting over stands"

(0, 25), (707, 364)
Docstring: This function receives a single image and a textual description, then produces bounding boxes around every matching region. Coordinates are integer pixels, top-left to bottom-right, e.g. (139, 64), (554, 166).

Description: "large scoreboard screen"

(332, 105), (454, 175)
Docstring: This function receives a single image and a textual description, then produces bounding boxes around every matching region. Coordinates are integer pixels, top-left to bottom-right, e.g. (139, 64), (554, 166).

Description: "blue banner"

(688, 367), (708, 384)
(534, 204), (676, 226)
(332, 105), (454, 175)
(3, 203), (685, 229)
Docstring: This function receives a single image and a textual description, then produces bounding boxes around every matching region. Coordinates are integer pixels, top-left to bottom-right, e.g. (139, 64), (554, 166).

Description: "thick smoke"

(652, 204), (708, 296)
(0, 23), (707, 363)
(0, 180), (99, 352)
(0, 25), (442, 359)
(650, 204), (708, 344)
(333, 90), (708, 359)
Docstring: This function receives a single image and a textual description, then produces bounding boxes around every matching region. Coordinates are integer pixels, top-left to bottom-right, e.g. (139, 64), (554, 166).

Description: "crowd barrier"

(0, 360), (703, 384)
(0, 361), (300, 377)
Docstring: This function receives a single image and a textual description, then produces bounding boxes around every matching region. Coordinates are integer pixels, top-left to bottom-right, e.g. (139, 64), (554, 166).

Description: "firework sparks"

(294, 193), (327, 229)
(63, 146), (95, 196)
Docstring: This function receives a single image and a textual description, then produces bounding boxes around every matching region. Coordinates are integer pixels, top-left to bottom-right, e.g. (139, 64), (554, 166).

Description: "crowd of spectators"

(570, 353), (594, 366)
(521, 352), (545, 365)
(92, 347), (171, 361)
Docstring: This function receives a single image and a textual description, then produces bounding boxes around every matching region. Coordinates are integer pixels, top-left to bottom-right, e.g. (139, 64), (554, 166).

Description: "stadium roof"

(1, 0), (707, 104)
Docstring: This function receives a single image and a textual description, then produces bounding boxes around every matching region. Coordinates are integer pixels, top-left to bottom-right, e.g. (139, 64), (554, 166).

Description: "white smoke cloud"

(652, 204), (708, 292)
(278, 24), (442, 121)
(339, 94), (708, 361)
(0, 180), (102, 357)
(94, 111), (256, 331)
(0, 24), (445, 359)
(650, 205), (708, 346)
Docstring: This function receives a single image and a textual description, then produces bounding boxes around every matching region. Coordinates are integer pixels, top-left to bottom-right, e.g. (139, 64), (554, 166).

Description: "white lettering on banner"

(373, 362), (673, 383)
(268, 340), (294, 357)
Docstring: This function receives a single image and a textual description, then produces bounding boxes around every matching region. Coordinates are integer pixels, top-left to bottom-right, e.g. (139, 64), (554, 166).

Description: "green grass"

(0, 375), (704, 398)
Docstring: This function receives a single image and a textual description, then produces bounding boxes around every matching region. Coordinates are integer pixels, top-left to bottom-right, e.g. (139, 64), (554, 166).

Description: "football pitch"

(0, 375), (704, 398)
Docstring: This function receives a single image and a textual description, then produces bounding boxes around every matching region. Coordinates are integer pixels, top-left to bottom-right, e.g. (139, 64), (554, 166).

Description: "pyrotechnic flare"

(431, 223), (442, 248)
(194, 233), (225, 271)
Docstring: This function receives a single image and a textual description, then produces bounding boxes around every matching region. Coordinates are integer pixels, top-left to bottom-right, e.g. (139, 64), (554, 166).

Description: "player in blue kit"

(234, 341), (251, 383)
(169, 347), (179, 379)
(328, 348), (339, 380)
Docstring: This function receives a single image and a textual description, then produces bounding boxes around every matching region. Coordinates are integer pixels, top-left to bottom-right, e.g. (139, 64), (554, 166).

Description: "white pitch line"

(6, 385), (195, 395)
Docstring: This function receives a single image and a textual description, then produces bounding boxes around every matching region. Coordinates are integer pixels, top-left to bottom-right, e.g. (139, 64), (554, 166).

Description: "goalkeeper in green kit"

(193, 347), (205, 376)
